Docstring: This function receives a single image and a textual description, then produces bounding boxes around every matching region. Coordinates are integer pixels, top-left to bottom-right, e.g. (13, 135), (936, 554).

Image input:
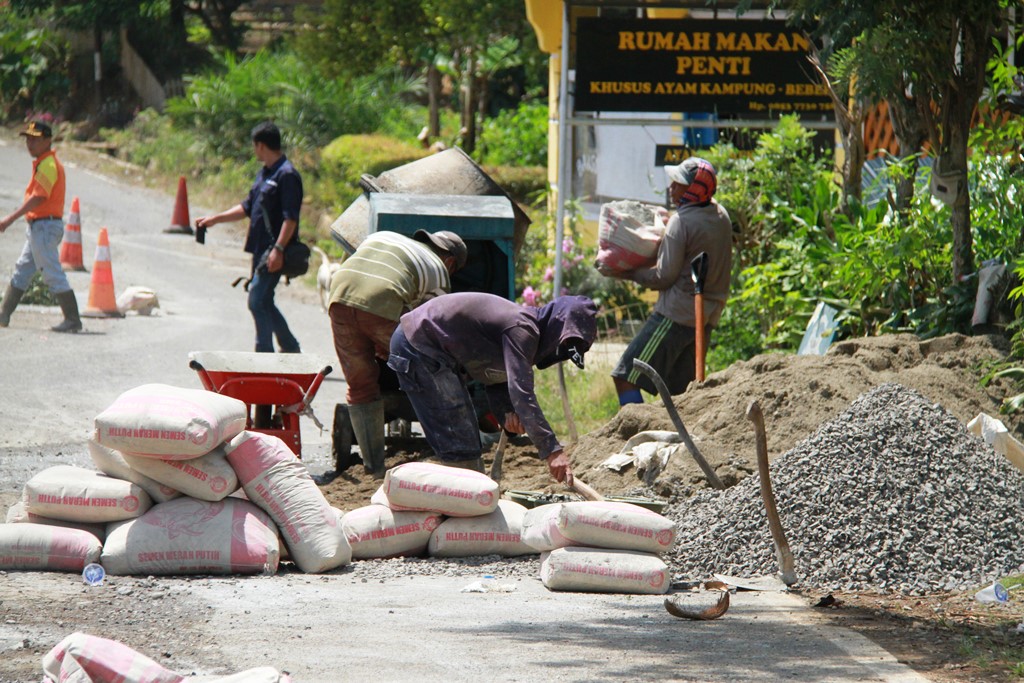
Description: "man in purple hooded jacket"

(388, 292), (598, 482)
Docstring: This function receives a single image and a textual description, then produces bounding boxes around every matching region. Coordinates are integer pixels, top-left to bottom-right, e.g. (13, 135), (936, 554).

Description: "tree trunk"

(947, 100), (974, 284)
(427, 63), (441, 138)
(461, 51), (477, 154)
(885, 90), (927, 212)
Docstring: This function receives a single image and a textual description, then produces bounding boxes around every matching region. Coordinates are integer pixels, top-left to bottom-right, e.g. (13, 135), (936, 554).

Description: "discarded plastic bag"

(967, 413), (1024, 473)
(116, 286), (160, 316)
(43, 632), (184, 683)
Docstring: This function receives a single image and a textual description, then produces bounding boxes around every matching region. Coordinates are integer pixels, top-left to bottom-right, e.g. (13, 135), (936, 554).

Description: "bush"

(476, 100), (548, 167)
(0, 9), (69, 120)
(481, 164), (547, 206)
(319, 134), (428, 211)
(165, 51), (415, 160)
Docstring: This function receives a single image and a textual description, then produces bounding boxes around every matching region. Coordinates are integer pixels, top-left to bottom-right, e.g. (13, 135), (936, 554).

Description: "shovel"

(632, 359), (725, 490)
(746, 400), (797, 586)
(691, 252), (709, 383)
(488, 429), (509, 482)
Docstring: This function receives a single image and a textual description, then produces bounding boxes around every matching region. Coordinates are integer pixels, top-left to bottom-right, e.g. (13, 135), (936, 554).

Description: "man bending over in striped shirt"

(328, 230), (467, 479)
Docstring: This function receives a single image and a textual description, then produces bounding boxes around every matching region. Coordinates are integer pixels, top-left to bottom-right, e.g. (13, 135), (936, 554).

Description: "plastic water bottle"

(82, 563), (105, 586)
(974, 581), (1009, 604)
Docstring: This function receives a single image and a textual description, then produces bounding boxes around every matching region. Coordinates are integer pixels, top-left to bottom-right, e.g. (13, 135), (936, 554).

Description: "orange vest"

(24, 149), (65, 220)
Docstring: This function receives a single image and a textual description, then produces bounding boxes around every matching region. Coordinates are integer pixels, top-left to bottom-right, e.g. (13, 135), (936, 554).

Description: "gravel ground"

(664, 383), (1024, 593)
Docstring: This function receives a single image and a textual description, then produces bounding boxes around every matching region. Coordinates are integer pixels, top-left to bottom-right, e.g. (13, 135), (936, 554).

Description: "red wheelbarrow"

(189, 351), (332, 458)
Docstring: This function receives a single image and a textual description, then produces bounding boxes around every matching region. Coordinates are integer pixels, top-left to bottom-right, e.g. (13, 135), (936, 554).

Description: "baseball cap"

(665, 157), (717, 203)
(20, 120), (53, 139)
(414, 229), (468, 269)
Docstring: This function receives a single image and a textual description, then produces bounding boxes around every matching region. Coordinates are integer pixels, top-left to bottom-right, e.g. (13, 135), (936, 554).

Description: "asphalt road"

(0, 136), (932, 682)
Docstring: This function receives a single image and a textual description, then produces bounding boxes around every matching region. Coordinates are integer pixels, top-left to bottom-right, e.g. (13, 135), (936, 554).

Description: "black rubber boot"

(0, 285), (25, 328)
(51, 290), (82, 333)
(349, 400), (386, 479)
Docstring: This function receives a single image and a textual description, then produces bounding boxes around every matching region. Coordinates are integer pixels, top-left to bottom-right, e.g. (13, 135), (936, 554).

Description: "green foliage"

(165, 51), (415, 160)
(480, 164), (547, 206)
(533, 361), (620, 437)
(22, 271), (58, 306)
(0, 8), (69, 119)
(476, 100), (548, 167)
(319, 134), (428, 211)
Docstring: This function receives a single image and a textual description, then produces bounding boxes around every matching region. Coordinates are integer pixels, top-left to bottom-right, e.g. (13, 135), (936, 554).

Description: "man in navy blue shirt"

(196, 122), (303, 354)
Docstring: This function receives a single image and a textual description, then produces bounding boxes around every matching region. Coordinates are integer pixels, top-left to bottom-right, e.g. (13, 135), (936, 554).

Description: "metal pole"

(554, 1), (577, 443)
(553, 0), (571, 297)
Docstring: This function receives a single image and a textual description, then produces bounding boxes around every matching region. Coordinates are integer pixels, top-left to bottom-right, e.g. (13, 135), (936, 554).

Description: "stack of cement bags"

(1, 383), (351, 577)
(342, 462), (535, 559)
(522, 501), (676, 594)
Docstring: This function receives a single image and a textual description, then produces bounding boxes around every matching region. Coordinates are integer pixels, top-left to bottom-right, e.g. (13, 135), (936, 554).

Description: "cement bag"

(521, 501), (675, 554)
(24, 465), (152, 523)
(89, 440), (181, 503)
(101, 497), (279, 576)
(540, 547), (670, 594)
(596, 200), (666, 275)
(43, 632), (184, 683)
(341, 504), (442, 559)
(123, 445), (238, 502)
(378, 462), (499, 517)
(226, 431), (351, 573)
(6, 502), (107, 543)
(428, 499), (536, 557)
(95, 383), (247, 459)
(0, 523), (101, 571)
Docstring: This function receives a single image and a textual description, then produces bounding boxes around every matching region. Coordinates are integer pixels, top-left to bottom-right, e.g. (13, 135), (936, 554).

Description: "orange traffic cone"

(164, 176), (193, 235)
(81, 228), (125, 318)
(59, 196), (87, 272)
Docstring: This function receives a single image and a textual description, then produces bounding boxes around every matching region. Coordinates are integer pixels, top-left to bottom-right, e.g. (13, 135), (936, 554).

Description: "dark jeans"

(388, 326), (481, 462)
(249, 260), (300, 354)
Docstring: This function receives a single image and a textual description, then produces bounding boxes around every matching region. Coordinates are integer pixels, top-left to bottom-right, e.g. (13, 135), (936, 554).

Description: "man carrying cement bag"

(328, 230), (467, 478)
(388, 292), (598, 483)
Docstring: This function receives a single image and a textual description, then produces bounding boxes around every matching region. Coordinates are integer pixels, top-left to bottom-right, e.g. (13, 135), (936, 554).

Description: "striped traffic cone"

(81, 228), (125, 319)
(59, 197), (87, 272)
(164, 176), (193, 234)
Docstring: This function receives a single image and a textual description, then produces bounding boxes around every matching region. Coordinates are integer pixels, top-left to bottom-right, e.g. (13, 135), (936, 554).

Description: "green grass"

(533, 353), (620, 437)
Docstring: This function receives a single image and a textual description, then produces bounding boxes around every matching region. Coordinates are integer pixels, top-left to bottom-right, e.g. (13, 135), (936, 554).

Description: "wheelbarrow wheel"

(332, 404), (361, 472)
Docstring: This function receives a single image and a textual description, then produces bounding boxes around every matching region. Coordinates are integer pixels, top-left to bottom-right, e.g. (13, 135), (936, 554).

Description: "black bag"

(258, 204), (310, 278)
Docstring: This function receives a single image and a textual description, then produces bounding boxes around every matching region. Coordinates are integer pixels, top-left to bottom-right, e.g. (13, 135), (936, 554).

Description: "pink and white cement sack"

(521, 501), (675, 554)
(123, 445), (238, 502)
(95, 383), (247, 459)
(596, 200), (666, 275)
(0, 523), (101, 571)
(341, 504), (442, 559)
(428, 499), (536, 557)
(540, 547), (670, 594)
(6, 501), (107, 542)
(43, 632), (185, 683)
(89, 440), (181, 503)
(23, 465), (152, 523)
(101, 497), (279, 576)
(377, 462), (499, 517)
(226, 431), (351, 573)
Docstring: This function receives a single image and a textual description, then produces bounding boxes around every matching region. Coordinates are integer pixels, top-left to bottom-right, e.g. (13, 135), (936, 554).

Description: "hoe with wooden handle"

(746, 400), (797, 586)
(691, 252), (709, 383)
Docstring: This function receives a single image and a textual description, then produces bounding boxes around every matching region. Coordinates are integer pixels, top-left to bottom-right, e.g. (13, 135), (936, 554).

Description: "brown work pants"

(329, 302), (398, 405)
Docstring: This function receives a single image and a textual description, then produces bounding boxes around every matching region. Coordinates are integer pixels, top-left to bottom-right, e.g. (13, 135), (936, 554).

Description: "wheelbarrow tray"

(189, 351), (332, 457)
(188, 351), (330, 406)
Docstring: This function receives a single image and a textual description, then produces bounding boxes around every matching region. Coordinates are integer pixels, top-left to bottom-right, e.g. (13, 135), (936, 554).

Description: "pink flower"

(562, 238), (574, 254)
(543, 266), (554, 282)
(522, 286), (540, 307)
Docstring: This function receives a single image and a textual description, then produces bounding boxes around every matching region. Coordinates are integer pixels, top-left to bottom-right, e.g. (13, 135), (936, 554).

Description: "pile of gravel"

(665, 383), (1024, 593)
(343, 554), (539, 582)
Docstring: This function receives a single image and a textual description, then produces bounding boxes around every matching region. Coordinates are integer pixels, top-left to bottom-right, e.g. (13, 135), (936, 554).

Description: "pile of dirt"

(318, 333), (1021, 509)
